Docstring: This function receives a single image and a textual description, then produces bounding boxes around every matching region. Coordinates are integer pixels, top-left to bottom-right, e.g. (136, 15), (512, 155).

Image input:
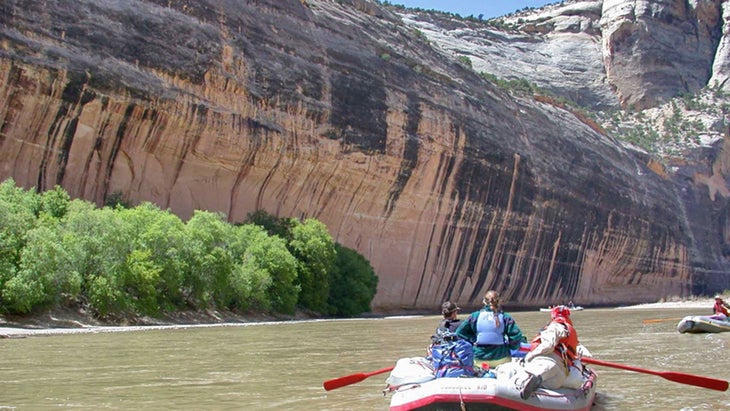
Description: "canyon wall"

(1, 0), (728, 311)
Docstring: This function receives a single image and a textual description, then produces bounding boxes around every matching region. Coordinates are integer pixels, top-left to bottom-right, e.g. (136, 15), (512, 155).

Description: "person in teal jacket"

(455, 290), (527, 368)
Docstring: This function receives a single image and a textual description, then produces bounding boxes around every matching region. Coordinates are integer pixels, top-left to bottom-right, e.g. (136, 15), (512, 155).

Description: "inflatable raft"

(385, 357), (597, 411)
(677, 315), (730, 333)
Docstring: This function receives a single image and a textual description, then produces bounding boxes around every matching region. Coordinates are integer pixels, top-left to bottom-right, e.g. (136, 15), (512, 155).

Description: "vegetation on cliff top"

(0, 179), (378, 323)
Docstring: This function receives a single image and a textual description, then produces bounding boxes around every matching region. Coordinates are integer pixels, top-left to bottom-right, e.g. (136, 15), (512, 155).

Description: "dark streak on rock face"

(330, 72), (388, 153)
(385, 93), (421, 216)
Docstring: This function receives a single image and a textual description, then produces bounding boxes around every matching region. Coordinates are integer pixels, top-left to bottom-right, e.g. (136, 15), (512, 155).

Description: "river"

(0, 307), (727, 410)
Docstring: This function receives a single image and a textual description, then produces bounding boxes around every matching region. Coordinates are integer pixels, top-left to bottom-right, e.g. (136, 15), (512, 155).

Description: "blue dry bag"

(429, 339), (475, 378)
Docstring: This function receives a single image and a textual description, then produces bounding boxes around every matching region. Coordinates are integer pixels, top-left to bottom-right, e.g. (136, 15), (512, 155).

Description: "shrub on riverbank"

(0, 179), (378, 321)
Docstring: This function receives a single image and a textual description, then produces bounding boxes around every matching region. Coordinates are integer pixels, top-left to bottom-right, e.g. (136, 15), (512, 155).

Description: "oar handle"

(582, 357), (655, 374)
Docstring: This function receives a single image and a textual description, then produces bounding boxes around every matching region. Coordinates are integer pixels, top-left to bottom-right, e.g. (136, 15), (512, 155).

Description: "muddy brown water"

(0, 307), (728, 410)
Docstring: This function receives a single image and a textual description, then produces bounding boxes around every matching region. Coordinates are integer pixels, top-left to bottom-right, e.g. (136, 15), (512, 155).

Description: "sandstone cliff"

(0, 0), (728, 311)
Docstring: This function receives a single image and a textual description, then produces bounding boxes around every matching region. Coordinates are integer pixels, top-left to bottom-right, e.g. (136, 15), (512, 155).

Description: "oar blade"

(582, 357), (728, 392)
(642, 317), (683, 324)
(323, 366), (395, 391)
(663, 371), (729, 392)
(323, 373), (367, 391)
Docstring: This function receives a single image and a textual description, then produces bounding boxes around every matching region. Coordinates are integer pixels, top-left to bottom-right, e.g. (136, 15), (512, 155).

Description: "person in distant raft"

(712, 295), (730, 318)
(455, 290), (527, 368)
(430, 301), (462, 344)
(516, 305), (592, 400)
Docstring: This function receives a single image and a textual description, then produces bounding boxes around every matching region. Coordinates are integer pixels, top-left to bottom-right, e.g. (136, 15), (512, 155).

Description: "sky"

(390, 1), (558, 19)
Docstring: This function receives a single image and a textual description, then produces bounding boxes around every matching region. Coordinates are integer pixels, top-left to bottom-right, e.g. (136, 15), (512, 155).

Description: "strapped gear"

(429, 339), (475, 378)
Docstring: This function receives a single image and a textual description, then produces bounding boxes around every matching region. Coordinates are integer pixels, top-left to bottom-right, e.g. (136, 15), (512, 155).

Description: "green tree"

(245, 209), (296, 239)
(3, 225), (83, 313)
(289, 219), (335, 313)
(62, 201), (133, 317)
(0, 179), (42, 290)
(327, 243), (378, 316)
(234, 225), (299, 313)
(182, 210), (236, 308)
(87, 274), (123, 318)
(0, 178), (42, 217)
(0, 179), (379, 319)
(120, 249), (162, 315)
(40, 185), (71, 219)
(117, 203), (187, 311)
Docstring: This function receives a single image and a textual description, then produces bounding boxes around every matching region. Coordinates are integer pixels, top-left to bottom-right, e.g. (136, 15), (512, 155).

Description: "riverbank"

(0, 306), (321, 338)
(0, 297), (721, 338)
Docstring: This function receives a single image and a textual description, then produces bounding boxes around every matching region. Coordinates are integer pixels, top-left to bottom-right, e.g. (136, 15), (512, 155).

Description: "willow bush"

(0, 179), (378, 319)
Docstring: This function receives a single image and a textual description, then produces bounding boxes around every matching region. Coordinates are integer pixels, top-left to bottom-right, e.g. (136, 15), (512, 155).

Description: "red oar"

(641, 317), (683, 324)
(323, 366), (394, 391)
(516, 345), (727, 391)
(581, 357), (728, 392)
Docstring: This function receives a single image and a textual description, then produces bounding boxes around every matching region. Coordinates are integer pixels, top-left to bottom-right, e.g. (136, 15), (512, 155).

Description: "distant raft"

(677, 315), (730, 333)
(539, 306), (584, 312)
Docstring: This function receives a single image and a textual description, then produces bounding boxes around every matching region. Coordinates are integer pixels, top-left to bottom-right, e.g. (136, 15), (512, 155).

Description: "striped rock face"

(0, 0), (727, 311)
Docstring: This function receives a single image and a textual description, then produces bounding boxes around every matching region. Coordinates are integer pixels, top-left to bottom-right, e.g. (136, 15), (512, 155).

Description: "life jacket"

(429, 339), (475, 378)
(714, 301), (729, 316)
(475, 310), (505, 346)
(530, 318), (579, 367)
